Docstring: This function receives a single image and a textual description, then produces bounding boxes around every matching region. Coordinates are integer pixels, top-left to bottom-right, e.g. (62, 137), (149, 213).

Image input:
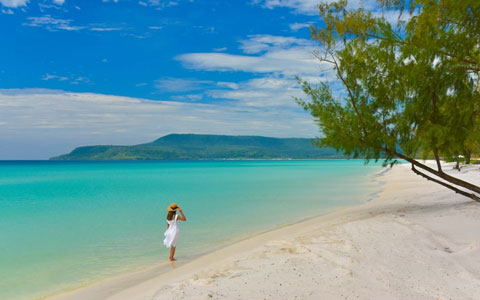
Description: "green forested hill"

(50, 134), (343, 160)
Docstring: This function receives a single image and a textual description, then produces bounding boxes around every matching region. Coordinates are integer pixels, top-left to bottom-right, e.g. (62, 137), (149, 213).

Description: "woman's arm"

(177, 208), (187, 221)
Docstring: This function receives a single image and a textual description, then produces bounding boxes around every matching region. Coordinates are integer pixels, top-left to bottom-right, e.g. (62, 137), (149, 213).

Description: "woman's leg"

(169, 246), (176, 261)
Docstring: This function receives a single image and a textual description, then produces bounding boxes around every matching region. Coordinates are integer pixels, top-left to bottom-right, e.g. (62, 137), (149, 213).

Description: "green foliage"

(50, 134), (342, 160)
(298, 0), (480, 166)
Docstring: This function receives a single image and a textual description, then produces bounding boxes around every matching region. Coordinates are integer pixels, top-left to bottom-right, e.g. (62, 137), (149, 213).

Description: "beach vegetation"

(296, 0), (480, 201)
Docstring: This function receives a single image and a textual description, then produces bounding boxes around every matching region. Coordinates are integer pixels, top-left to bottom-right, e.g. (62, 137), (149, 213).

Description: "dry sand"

(52, 162), (480, 300)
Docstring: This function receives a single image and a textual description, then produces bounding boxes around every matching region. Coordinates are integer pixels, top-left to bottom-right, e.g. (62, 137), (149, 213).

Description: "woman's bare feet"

(169, 257), (176, 261)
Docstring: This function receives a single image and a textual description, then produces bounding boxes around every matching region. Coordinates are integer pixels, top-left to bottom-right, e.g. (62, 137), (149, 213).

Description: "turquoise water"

(0, 160), (381, 300)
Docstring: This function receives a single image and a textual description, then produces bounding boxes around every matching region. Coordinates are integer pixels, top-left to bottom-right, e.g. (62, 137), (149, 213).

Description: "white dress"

(163, 214), (180, 248)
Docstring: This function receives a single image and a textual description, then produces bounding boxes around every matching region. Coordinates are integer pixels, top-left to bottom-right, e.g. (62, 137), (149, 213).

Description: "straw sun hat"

(167, 203), (180, 212)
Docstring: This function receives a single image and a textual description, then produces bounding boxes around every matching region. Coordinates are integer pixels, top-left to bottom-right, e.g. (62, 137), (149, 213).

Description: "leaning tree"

(296, 0), (480, 201)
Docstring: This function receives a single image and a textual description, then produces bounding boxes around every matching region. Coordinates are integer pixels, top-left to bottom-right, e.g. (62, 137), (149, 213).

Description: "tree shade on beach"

(296, 0), (480, 201)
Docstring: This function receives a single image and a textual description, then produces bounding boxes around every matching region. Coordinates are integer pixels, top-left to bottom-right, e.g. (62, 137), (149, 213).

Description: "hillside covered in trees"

(50, 134), (342, 160)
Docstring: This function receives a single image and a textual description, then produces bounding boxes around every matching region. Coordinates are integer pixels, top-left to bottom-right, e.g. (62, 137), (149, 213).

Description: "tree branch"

(366, 33), (480, 68)
(411, 164), (480, 202)
(380, 147), (480, 195)
(329, 52), (369, 139)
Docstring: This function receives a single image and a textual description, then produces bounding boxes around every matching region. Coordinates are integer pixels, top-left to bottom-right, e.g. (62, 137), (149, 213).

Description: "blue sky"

(0, 0), (386, 159)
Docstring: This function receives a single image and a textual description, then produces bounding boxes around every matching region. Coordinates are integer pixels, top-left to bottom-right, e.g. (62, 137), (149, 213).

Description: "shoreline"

(51, 162), (480, 299)
(0, 159), (377, 300)
(49, 166), (387, 300)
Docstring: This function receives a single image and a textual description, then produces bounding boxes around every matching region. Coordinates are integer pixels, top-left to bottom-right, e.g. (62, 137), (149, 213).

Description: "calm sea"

(0, 160), (382, 300)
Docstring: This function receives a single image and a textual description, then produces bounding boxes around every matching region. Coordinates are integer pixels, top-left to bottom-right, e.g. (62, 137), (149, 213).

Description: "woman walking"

(163, 203), (186, 261)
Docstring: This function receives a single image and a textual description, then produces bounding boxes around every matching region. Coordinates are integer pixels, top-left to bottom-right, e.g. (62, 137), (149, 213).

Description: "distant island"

(50, 134), (343, 160)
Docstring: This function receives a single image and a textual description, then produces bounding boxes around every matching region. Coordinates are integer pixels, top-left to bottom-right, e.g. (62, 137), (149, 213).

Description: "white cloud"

(208, 75), (329, 107)
(71, 76), (90, 85)
(1, 7), (14, 13)
(154, 78), (240, 93)
(289, 22), (310, 31)
(42, 73), (69, 81)
(165, 1), (178, 7)
(23, 15), (85, 31)
(217, 82), (238, 89)
(0, 89), (317, 159)
(171, 94), (203, 101)
(177, 35), (321, 77)
(175, 34), (337, 109)
(208, 76), (298, 107)
(155, 78), (214, 92)
(23, 15), (125, 32)
(254, 0), (409, 27)
(173, 32), (341, 111)
(52, 0), (65, 5)
(0, 0), (28, 8)
(140, 0), (191, 9)
(177, 46), (320, 76)
(239, 34), (311, 54)
(252, 0), (321, 15)
(253, 0), (377, 15)
(213, 47), (227, 52)
(41, 73), (90, 84)
(90, 26), (122, 31)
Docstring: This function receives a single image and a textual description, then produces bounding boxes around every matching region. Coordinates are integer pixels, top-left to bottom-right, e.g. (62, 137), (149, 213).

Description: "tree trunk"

(433, 148), (443, 172)
(411, 164), (480, 202)
(465, 149), (472, 164)
(380, 147), (480, 196)
(454, 157), (460, 171)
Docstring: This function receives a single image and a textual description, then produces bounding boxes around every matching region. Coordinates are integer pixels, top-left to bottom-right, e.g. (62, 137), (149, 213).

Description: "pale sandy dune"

(52, 162), (480, 300)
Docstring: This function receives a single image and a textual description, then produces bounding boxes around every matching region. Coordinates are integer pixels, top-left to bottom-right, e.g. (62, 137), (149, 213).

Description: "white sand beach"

(52, 162), (480, 300)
